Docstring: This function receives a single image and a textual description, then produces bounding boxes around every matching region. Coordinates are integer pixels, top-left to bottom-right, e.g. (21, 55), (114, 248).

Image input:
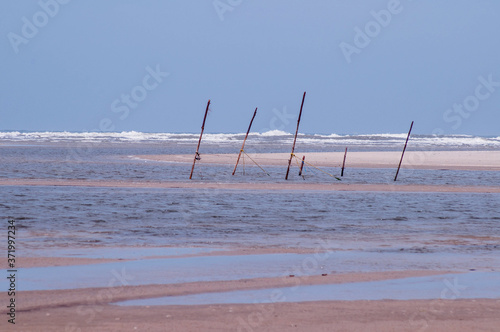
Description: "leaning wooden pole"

(285, 91), (306, 180)
(232, 108), (258, 175)
(394, 121), (414, 182)
(189, 99), (211, 180)
(341, 147), (348, 177)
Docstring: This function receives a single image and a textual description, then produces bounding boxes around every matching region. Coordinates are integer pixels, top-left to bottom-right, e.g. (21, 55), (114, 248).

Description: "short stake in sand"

(285, 91), (306, 180)
(394, 121), (414, 181)
(189, 99), (211, 180)
(298, 155), (305, 176)
(232, 108), (258, 175)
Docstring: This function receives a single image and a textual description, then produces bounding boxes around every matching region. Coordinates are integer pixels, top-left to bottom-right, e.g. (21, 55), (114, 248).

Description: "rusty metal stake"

(394, 121), (414, 181)
(285, 91), (306, 180)
(298, 155), (305, 176)
(189, 99), (211, 180)
(233, 108), (258, 175)
(341, 147), (348, 177)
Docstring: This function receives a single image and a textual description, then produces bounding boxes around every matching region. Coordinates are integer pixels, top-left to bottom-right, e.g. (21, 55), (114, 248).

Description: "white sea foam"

(314, 133), (342, 138)
(259, 129), (292, 136)
(1, 131), (499, 148)
(354, 133), (408, 138)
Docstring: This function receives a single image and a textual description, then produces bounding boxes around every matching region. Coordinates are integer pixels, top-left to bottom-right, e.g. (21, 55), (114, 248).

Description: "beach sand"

(9, 298), (500, 331)
(3, 150), (499, 331)
(138, 150), (500, 171)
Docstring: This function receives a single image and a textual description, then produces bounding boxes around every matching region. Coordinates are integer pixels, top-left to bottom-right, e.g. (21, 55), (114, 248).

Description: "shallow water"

(1, 135), (500, 306)
(2, 184), (499, 251)
(114, 271), (500, 305)
(1, 141), (500, 187)
(25, 247), (226, 259)
(5, 251), (499, 291)
(1, 139), (499, 255)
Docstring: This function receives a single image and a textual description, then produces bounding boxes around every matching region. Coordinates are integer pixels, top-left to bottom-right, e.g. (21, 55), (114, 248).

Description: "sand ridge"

(2, 178), (500, 193)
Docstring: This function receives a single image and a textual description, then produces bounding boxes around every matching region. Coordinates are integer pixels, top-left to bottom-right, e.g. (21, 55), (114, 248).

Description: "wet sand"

(2, 252), (499, 331)
(43, 299), (500, 331)
(2, 178), (500, 193)
(3, 244), (500, 331)
(4, 239), (500, 331)
(6, 298), (500, 331)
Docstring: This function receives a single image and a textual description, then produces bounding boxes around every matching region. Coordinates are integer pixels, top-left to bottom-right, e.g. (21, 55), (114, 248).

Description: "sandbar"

(138, 150), (500, 171)
(1, 178), (499, 193)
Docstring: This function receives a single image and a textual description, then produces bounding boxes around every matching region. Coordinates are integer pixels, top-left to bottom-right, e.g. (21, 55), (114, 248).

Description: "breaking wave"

(1, 131), (499, 148)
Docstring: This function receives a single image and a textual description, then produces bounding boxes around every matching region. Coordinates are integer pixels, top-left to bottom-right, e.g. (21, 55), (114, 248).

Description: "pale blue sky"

(1, 0), (499, 135)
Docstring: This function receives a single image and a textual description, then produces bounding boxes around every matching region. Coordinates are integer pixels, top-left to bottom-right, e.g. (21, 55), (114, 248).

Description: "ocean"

(1, 131), (499, 255)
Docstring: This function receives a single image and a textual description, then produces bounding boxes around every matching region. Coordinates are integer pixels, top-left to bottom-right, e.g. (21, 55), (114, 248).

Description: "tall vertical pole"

(394, 121), (414, 182)
(285, 91), (306, 180)
(189, 99), (211, 180)
(341, 147), (348, 177)
(233, 108), (258, 175)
